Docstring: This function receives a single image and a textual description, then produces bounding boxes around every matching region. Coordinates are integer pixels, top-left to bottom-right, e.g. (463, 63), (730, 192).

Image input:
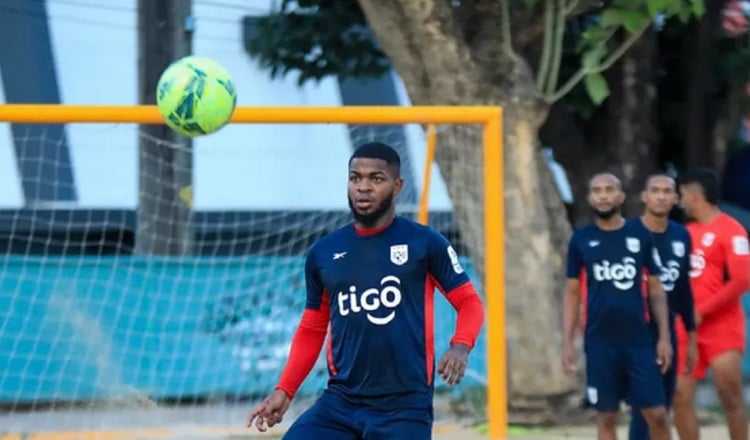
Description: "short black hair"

(349, 142), (401, 174)
(678, 166), (721, 205)
(643, 173), (676, 190)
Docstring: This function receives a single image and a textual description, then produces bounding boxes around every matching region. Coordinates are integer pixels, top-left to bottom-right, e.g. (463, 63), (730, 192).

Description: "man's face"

(679, 185), (699, 219)
(641, 176), (677, 217)
(347, 158), (402, 226)
(587, 174), (625, 219)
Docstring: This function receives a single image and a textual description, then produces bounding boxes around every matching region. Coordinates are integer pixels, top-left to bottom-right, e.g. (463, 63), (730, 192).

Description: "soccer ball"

(156, 55), (237, 137)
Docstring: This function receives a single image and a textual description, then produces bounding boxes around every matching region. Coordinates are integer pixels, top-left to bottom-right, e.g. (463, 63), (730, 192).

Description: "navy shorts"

(585, 345), (666, 412)
(283, 391), (433, 440)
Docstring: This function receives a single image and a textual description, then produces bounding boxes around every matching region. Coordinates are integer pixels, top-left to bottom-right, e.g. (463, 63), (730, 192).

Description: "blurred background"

(1, 0), (750, 437)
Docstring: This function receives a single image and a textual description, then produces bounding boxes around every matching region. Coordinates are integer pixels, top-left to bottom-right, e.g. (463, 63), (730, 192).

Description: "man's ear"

(394, 177), (404, 196)
(617, 190), (626, 204)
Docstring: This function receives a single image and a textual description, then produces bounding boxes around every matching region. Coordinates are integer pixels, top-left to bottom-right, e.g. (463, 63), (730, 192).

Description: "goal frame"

(0, 104), (507, 439)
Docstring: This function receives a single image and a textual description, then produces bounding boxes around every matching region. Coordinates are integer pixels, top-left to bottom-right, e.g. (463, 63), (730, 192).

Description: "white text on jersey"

(337, 275), (403, 325)
(593, 257), (638, 290)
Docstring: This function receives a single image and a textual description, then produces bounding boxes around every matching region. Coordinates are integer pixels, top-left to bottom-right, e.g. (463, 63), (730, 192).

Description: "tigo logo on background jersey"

(659, 260), (681, 292)
(592, 257), (638, 290)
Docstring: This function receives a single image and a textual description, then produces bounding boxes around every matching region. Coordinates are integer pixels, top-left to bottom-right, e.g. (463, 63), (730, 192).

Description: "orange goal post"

(0, 104), (507, 439)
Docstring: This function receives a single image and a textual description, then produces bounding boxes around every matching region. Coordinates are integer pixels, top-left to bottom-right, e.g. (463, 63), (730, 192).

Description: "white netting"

(0, 120), (487, 435)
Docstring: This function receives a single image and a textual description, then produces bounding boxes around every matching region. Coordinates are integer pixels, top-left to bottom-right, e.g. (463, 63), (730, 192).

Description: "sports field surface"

(0, 424), (734, 440)
(0, 400), (734, 440)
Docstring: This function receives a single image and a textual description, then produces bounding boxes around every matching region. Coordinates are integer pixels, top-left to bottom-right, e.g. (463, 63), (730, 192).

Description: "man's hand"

(247, 389), (291, 432)
(694, 310), (703, 327)
(562, 343), (576, 377)
(656, 338), (673, 374)
(437, 343), (470, 386)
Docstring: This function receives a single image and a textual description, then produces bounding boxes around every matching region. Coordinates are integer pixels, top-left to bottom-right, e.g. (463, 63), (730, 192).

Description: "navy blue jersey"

(566, 218), (664, 348)
(645, 219), (695, 331)
(305, 216), (470, 406)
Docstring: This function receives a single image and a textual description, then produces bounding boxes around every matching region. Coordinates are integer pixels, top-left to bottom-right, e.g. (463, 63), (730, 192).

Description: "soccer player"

(247, 142), (485, 439)
(563, 173), (673, 440)
(629, 174), (698, 440)
(672, 167), (750, 440)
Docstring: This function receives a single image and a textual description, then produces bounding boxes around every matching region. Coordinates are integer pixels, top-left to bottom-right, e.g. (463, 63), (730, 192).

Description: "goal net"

(0, 108), (496, 437)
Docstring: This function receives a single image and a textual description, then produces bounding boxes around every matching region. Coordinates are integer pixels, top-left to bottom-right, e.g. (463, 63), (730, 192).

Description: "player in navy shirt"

(247, 142), (485, 439)
(563, 173), (673, 440)
(629, 174), (697, 440)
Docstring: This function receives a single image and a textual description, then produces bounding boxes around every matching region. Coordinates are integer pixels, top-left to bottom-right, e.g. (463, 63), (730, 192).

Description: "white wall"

(0, 63), (25, 209)
(0, 0), (453, 212)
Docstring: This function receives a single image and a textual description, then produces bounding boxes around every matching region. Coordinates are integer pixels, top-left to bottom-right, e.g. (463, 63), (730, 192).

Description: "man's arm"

(274, 251), (329, 400)
(563, 278), (582, 349)
(562, 234), (583, 374)
(427, 232), (484, 350)
(443, 283), (484, 348)
(644, 240), (670, 342)
(675, 237), (697, 332)
(647, 276), (671, 342)
(697, 230), (750, 317)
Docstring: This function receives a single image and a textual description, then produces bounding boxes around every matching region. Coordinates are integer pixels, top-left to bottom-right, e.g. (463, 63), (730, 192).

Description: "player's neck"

(640, 213), (668, 233)
(693, 205), (721, 224)
(594, 215), (625, 231)
(353, 214), (395, 235)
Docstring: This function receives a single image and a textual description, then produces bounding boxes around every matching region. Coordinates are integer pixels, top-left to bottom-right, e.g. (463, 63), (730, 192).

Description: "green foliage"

(584, 72), (610, 104)
(244, 0), (705, 98)
(244, 0), (390, 86)
(569, 0), (704, 110)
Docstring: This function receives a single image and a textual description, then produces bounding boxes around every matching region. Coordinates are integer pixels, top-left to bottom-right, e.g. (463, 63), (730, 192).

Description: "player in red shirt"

(672, 167), (750, 440)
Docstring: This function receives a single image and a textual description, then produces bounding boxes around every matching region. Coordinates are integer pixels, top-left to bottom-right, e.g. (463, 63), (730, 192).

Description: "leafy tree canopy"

(245, 0), (705, 106)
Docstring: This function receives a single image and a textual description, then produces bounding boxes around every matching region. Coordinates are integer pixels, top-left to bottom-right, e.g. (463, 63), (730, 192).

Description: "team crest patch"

(626, 237), (640, 253)
(390, 244), (409, 266)
(672, 241), (685, 257)
(702, 233), (715, 247)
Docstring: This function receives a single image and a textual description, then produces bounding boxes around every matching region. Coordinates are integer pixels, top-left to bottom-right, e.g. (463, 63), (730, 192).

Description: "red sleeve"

(443, 281), (485, 348)
(274, 293), (330, 400)
(698, 228), (750, 316)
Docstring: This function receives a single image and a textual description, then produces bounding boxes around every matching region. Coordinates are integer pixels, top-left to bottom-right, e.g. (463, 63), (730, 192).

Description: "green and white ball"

(156, 55), (237, 137)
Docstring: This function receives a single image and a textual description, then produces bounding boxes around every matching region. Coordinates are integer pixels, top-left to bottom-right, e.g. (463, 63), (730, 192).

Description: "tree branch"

(501, 0), (521, 62)
(544, 0), (567, 95)
(564, 0), (580, 15)
(545, 23), (650, 103)
(536, 0), (555, 90)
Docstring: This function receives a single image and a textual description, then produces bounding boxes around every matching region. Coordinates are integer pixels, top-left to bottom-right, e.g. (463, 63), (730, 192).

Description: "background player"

(672, 167), (750, 440)
(629, 174), (697, 440)
(247, 142), (485, 439)
(563, 172), (673, 440)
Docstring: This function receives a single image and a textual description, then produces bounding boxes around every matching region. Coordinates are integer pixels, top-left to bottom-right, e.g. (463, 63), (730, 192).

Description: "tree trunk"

(684, 0), (722, 169)
(357, 0), (580, 423)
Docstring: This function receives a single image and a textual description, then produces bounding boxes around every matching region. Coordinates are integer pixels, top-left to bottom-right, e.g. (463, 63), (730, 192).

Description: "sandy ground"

(0, 424), (733, 440)
(0, 401), (735, 439)
(2, 389), (735, 440)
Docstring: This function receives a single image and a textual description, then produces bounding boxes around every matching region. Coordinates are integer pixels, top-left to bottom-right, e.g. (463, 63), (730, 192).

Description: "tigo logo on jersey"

(659, 260), (681, 292)
(689, 249), (705, 278)
(338, 275), (403, 325)
(593, 257), (638, 290)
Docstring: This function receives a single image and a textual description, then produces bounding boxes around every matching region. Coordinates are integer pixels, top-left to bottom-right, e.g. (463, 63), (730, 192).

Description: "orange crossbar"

(0, 104), (498, 125)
